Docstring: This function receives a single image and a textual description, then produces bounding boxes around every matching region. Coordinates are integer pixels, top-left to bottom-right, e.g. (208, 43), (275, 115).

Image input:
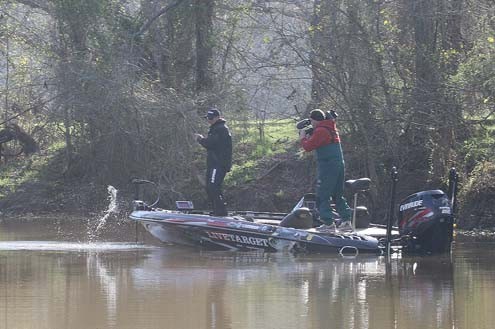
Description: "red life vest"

(315, 119), (340, 144)
(301, 119), (340, 152)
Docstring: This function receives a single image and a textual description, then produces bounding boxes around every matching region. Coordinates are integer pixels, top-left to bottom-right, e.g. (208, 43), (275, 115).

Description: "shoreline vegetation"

(1, 119), (495, 231)
(1, 1), (494, 230)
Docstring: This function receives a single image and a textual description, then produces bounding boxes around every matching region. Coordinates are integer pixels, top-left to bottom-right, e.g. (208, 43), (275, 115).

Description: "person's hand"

(299, 129), (306, 140)
(194, 133), (203, 141)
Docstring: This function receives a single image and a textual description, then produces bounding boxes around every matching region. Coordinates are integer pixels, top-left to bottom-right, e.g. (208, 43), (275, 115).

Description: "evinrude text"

(399, 200), (423, 212)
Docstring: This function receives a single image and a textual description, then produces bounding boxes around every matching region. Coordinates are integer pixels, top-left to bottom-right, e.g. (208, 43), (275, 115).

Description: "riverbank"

(2, 142), (495, 231)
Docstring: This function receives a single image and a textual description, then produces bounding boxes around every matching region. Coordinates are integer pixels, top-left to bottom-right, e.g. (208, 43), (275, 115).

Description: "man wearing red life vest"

(300, 109), (352, 232)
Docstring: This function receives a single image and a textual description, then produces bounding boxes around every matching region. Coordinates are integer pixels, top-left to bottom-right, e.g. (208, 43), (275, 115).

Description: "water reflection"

(390, 256), (455, 329)
(0, 241), (154, 251)
(1, 219), (495, 329)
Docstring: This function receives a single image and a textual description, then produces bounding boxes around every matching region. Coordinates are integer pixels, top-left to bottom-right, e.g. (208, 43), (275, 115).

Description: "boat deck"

(182, 210), (399, 239)
(252, 219), (398, 239)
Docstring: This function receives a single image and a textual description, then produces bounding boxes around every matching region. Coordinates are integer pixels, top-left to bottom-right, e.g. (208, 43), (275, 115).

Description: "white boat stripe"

(210, 168), (217, 183)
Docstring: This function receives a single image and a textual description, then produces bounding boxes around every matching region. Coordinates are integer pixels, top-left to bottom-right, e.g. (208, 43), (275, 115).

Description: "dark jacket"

(198, 119), (232, 171)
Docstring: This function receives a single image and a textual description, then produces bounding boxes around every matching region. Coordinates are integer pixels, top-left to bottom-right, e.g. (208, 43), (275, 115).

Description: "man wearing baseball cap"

(195, 108), (232, 216)
(299, 109), (352, 232)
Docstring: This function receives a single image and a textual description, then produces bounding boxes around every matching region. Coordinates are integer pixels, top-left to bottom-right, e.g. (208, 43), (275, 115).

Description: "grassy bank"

(227, 119), (298, 186)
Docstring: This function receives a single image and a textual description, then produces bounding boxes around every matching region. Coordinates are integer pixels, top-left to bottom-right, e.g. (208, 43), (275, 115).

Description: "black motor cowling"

(398, 190), (454, 253)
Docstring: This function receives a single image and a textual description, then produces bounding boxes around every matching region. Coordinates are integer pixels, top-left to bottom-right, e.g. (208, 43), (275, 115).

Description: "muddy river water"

(1, 217), (494, 329)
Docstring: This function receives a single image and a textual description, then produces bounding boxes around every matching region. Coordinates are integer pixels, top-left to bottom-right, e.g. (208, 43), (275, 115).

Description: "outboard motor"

(398, 190), (454, 253)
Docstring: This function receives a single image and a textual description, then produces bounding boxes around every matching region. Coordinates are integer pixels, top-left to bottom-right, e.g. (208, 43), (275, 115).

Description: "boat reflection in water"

(2, 238), (495, 329)
(128, 250), (460, 329)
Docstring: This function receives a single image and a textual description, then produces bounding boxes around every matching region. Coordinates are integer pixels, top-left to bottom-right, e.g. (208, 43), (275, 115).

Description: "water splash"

(95, 185), (119, 233)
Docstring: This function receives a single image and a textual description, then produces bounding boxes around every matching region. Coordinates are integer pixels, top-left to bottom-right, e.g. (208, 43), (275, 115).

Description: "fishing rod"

(386, 167), (399, 257)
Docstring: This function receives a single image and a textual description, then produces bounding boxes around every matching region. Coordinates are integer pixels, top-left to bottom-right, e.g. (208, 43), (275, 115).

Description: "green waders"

(315, 145), (351, 225)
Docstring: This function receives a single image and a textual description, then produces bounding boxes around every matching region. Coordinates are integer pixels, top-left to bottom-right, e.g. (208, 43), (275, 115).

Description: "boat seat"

(345, 178), (371, 192)
(302, 193), (317, 210)
(279, 207), (313, 229)
(303, 193), (316, 201)
(354, 206), (370, 228)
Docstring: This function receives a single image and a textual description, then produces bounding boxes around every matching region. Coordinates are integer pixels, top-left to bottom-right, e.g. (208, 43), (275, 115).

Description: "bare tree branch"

(134, 0), (187, 37)
(10, 0), (52, 13)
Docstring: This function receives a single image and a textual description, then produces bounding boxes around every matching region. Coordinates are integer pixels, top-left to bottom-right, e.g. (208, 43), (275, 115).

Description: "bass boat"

(130, 168), (458, 255)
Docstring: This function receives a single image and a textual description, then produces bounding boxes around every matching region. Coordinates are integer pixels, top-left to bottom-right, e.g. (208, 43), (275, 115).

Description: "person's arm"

(301, 127), (328, 152)
(197, 127), (220, 149)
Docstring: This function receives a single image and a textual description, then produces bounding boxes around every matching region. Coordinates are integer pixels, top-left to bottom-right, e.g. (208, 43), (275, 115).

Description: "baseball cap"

(205, 108), (221, 119)
(309, 109), (325, 121)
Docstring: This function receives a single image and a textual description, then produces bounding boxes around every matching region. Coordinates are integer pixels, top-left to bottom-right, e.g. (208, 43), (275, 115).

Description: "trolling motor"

(296, 110), (338, 136)
(131, 179), (160, 211)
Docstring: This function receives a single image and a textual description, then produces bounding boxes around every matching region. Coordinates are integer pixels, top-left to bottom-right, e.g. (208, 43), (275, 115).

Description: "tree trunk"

(195, 0), (214, 93)
(402, 0), (438, 186)
(63, 106), (74, 173)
